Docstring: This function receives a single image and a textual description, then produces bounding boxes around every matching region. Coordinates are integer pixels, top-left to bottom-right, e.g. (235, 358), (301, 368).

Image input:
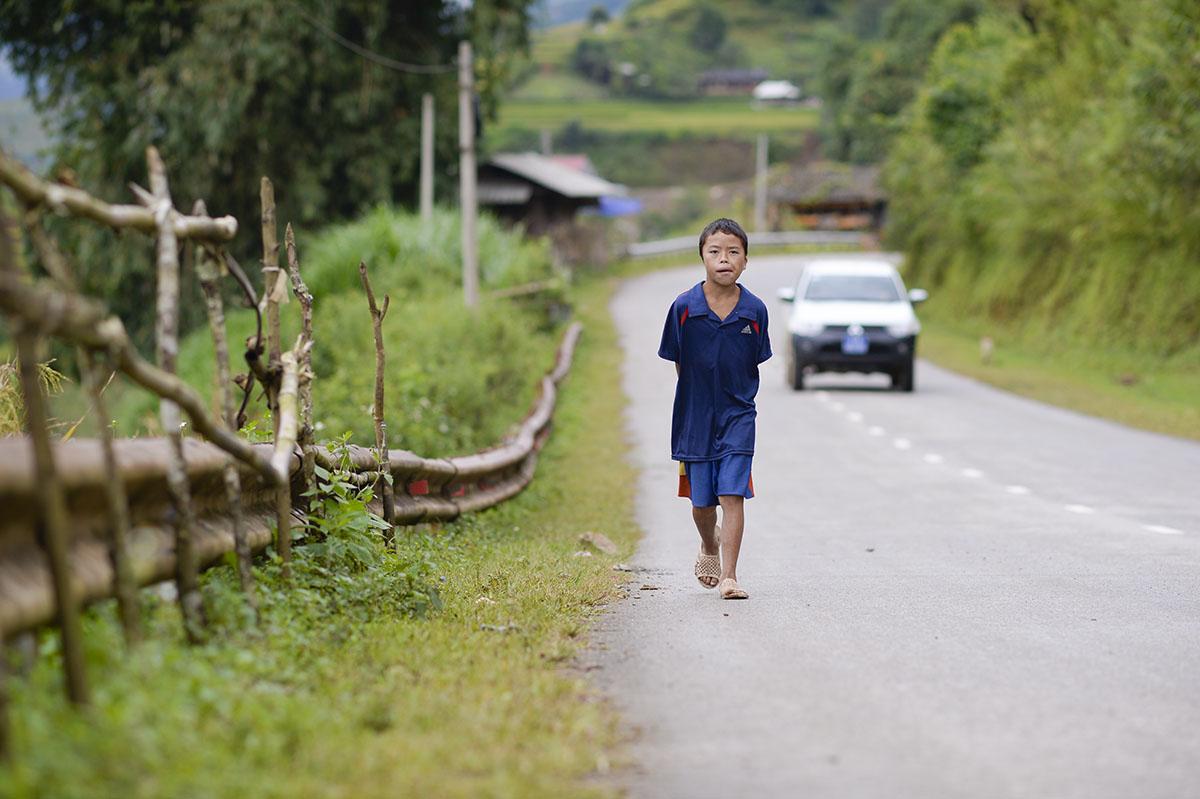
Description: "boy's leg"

(692, 505), (720, 556)
(717, 495), (744, 581)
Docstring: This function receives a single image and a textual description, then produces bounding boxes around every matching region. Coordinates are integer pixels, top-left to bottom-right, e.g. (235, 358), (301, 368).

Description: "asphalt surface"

(588, 254), (1200, 799)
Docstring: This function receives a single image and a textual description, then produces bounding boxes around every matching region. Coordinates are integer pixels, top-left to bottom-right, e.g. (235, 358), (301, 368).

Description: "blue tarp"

(589, 195), (644, 217)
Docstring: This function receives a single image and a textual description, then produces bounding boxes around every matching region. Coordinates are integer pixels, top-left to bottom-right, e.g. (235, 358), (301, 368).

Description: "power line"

(296, 10), (457, 75)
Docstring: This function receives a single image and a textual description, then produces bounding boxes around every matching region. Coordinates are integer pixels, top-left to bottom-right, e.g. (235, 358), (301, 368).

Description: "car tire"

(788, 352), (806, 391)
(892, 361), (915, 392)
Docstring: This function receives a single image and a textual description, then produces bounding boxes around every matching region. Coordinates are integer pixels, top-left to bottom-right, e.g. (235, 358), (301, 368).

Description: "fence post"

(458, 40), (479, 309)
(194, 204), (258, 614)
(0, 199), (89, 703)
(421, 93), (435, 223)
(144, 146), (206, 642)
(358, 261), (395, 538)
(260, 177), (291, 574)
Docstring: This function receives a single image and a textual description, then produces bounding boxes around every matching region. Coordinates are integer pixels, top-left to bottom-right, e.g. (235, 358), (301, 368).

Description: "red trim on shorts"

(678, 461), (691, 498)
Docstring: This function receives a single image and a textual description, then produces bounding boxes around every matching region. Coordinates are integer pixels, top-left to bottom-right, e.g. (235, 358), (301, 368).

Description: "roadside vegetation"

(885, 1), (1200, 411)
(1, 266), (638, 799)
(56, 207), (564, 454)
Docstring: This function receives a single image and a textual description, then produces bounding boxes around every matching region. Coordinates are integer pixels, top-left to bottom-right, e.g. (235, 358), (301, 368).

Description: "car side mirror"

(777, 286), (796, 303)
(908, 288), (928, 305)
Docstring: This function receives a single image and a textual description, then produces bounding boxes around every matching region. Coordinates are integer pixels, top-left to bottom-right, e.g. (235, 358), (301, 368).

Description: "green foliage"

(0, 273), (638, 798)
(103, 207), (561, 455)
(885, 1), (1200, 356)
(814, 0), (986, 163)
(303, 435), (392, 573)
(0, 0), (536, 348)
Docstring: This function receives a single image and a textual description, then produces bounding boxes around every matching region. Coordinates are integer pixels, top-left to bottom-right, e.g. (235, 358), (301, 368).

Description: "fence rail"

(0, 322), (581, 639)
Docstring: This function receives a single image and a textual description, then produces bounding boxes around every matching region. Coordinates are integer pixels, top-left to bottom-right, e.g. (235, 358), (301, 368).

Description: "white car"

(777, 259), (928, 392)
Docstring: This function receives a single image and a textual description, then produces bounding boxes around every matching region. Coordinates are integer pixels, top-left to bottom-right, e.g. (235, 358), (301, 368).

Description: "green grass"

(511, 71), (612, 101)
(0, 274), (638, 798)
(918, 315), (1200, 441)
(496, 98), (818, 137)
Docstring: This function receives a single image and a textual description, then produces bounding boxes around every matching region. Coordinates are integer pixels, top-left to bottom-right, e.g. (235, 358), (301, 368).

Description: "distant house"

(478, 152), (627, 234)
(697, 68), (769, 96)
(771, 162), (887, 231)
(753, 80), (802, 103)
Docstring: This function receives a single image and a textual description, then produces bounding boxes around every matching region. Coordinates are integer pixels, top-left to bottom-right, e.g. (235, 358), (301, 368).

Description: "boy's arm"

(757, 309), (772, 363)
(658, 302), (682, 365)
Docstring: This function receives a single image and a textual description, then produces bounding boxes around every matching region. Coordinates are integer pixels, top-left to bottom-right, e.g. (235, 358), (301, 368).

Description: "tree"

(588, 4), (611, 28)
(0, 0), (535, 349)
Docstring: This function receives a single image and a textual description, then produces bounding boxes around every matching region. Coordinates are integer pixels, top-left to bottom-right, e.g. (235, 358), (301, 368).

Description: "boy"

(658, 218), (771, 600)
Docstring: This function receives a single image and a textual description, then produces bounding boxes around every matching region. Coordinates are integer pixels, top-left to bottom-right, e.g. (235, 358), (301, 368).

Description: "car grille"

(824, 325), (887, 334)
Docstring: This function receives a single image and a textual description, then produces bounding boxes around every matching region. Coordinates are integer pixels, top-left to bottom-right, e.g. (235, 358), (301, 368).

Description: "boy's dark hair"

(698, 218), (749, 257)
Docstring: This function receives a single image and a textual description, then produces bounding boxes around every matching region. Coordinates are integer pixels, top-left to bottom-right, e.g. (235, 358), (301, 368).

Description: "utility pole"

(420, 93), (434, 223)
(458, 40), (479, 309)
(754, 133), (768, 232)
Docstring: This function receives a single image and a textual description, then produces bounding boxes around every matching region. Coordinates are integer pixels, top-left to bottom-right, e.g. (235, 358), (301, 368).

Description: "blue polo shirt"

(658, 282), (771, 462)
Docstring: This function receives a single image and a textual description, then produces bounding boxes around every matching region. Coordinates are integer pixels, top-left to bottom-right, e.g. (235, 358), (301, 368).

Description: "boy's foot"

(695, 524), (721, 589)
(718, 578), (749, 600)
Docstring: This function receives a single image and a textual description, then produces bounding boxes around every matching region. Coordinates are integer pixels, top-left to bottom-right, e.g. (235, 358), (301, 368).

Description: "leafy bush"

(885, 1), (1200, 359)
(106, 207), (563, 454)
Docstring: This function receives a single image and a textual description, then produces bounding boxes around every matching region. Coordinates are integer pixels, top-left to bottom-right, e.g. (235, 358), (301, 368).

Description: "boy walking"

(658, 218), (771, 600)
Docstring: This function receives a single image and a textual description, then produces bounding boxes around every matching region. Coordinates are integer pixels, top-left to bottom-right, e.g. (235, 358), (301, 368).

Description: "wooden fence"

(0, 144), (580, 754)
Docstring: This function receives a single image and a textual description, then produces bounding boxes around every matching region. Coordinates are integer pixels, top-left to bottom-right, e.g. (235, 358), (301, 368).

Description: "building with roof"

(697, 68), (769, 96)
(478, 152), (627, 234)
(770, 162), (887, 231)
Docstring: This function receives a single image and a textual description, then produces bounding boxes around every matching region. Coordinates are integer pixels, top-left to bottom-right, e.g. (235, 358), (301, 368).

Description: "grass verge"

(919, 316), (1200, 441)
(0, 276), (637, 798)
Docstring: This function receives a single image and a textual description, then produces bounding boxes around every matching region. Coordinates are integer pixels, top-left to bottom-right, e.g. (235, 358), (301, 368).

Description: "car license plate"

(841, 333), (869, 355)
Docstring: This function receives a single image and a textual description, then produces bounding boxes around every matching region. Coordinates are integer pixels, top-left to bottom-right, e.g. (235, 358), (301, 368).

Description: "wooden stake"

(259, 178), (290, 573)
(260, 177), (282, 370)
(26, 215), (141, 645)
(284, 225), (316, 501)
(144, 146), (204, 642)
(193, 201), (257, 614)
(358, 261), (395, 535)
(0, 197), (88, 704)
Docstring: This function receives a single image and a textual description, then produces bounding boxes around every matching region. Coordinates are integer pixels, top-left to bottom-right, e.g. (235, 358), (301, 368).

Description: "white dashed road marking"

(1065, 504), (1095, 515)
(1142, 524), (1184, 535)
(923, 453), (943, 464)
(962, 468), (984, 479)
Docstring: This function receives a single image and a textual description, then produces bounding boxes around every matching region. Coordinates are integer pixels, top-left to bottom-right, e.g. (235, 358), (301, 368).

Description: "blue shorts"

(677, 454), (754, 508)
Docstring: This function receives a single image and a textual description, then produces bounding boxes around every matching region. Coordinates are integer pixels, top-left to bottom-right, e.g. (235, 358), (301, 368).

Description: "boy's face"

(701, 231), (747, 288)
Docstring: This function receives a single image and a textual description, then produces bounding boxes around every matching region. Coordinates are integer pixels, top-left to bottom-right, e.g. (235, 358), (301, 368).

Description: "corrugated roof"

(484, 152), (626, 199)
(770, 161), (884, 203)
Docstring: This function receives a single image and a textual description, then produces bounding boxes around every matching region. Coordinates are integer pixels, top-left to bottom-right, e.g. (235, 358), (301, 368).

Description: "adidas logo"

(740, 324), (753, 334)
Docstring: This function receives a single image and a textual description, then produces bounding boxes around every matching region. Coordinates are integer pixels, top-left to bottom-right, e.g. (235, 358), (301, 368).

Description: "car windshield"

(804, 274), (901, 302)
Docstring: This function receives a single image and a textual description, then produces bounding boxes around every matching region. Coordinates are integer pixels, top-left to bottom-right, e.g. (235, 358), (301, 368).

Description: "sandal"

(718, 578), (749, 600)
(694, 524), (721, 589)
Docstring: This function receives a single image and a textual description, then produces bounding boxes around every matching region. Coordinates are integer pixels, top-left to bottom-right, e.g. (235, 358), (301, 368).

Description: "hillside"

(518, 0), (837, 99)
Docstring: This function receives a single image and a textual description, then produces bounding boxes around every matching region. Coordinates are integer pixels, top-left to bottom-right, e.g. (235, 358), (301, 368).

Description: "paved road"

(589, 255), (1200, 799)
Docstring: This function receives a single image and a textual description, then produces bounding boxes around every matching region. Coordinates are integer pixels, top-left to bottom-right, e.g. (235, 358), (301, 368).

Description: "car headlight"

(886, 320), (920, 337)
(791, 319), (825, 336)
